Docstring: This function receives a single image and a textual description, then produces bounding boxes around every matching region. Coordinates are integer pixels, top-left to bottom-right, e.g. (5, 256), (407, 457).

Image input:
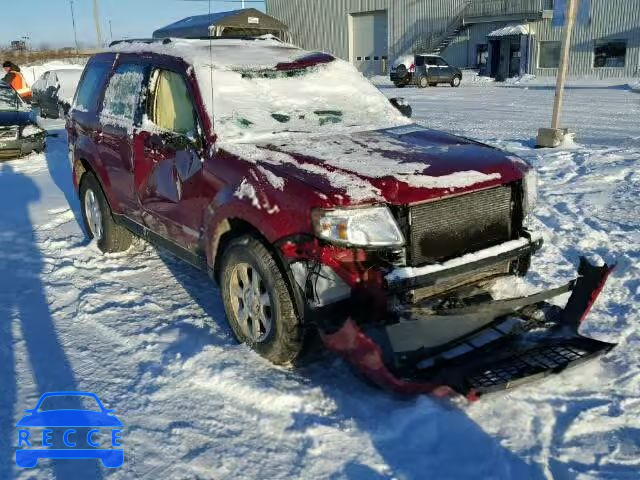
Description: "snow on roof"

(111, 37), (303, 69)
(152, 8), (288, 39)
(488, 24), (530, 37)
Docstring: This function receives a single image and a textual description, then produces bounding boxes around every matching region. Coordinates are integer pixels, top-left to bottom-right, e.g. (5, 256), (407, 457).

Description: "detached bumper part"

(317, 258), (616, 399)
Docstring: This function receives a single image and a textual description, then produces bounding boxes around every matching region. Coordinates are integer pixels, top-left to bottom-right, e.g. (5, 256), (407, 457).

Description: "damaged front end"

(281, 235), (616, 400)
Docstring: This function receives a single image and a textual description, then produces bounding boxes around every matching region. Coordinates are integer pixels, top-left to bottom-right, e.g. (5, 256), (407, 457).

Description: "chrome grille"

(408, 186), (513, 266)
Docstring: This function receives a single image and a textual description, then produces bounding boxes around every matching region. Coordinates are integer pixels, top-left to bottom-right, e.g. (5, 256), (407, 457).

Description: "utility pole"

(551, 0), (578, 130)
(93, 0), (104, 48)
(69, 0), (80, 54)
(537, 0), (579, 147)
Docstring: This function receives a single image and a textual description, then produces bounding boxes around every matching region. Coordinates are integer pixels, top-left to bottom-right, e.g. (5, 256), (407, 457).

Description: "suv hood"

(0, 109), (35, 127)
(222, 125), (529, 206)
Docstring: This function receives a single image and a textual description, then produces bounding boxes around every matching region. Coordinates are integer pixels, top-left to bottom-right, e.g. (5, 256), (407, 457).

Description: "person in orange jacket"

(2, 61), (32, 102)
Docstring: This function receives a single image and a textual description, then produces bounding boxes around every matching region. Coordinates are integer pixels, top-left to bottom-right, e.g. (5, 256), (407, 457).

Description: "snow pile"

(504, 73), (537, 85)
(629, 80), (640, 92)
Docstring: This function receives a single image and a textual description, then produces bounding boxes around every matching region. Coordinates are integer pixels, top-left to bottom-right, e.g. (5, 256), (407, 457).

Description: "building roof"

(487, 24), (530, 37)
(152, 8), (288, 39)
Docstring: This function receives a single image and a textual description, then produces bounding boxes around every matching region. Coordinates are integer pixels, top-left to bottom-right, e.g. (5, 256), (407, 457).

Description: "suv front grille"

(407, 185), (514, 266)
(0, 127), (18, 141)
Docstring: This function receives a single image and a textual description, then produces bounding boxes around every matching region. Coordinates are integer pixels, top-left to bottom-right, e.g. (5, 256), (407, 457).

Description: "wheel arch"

(210, 217), (306, 325)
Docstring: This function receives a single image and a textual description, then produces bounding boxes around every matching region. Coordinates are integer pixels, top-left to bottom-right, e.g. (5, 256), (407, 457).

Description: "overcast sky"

(1, 0), (266, 48)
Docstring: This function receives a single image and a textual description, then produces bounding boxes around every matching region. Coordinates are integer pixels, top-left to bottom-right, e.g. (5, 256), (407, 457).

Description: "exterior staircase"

(413, 1), (472, 54)
(412, 0), (553, 55)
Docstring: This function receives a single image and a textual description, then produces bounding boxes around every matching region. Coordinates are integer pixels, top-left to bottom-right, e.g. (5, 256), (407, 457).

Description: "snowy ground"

(1, 77), (639, 479)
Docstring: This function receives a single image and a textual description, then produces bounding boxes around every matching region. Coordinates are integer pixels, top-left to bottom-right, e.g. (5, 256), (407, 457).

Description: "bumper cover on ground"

(315, 257), (616, 400)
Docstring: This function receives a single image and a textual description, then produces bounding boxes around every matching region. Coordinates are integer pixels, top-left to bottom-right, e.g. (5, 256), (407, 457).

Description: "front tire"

(79, 172), (133, 253)
(451, 75), (462, 87)
(220, 236), (302, 365)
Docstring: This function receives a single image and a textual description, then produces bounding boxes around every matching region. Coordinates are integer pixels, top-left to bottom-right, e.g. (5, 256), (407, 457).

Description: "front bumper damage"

(283, 237), (616, 400)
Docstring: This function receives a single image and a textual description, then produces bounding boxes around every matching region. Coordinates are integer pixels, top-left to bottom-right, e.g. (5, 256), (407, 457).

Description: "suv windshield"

(206, 60), (408, 142)
(0, 86), (24, 111)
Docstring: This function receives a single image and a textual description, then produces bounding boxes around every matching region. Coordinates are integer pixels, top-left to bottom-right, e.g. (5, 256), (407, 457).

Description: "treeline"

(0, 49), (96, 65)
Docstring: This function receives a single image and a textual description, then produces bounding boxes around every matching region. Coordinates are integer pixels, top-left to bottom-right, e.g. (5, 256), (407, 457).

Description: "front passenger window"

(149, 70), (197, 135)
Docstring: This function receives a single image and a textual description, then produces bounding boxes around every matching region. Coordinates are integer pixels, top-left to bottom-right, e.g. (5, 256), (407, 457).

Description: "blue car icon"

(16, 391), (123, 468)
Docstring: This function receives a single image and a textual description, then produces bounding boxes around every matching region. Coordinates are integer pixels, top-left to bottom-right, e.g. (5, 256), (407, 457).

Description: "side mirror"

(390, 97), (412, 118)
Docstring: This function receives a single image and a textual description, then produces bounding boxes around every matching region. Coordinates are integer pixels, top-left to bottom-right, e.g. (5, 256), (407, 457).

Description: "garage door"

(351, 11), (388, 76)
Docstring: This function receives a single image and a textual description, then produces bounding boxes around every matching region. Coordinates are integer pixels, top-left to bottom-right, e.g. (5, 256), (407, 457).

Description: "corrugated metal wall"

(266, 0), (468, 61)
(533, 0), (640, 77)
(266, 0), (640, 78)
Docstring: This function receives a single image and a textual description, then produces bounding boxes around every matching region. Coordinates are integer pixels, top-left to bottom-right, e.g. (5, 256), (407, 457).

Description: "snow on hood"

(219, 125), (520, 205)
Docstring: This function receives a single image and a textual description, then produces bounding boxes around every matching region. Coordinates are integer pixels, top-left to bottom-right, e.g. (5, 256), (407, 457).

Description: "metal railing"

(465, 0), (552, 18)
(412, 0), (552, 54)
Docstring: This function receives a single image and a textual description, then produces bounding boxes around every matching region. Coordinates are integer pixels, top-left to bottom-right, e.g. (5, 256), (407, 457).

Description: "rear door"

(133, 64), (207, 252)
(97, 61), (149, 219)
(436, 58), (455, 82)
(41, 72), (60, 116)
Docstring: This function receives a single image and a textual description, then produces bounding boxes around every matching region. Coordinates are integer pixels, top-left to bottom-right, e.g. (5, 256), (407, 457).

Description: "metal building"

(266, 0), (640, 79)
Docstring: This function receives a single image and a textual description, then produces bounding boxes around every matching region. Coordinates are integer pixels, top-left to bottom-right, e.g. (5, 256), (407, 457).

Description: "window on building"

(538, 41), (561, 68)
(594, 40), (627, 68)
(476, 44), (488, 68)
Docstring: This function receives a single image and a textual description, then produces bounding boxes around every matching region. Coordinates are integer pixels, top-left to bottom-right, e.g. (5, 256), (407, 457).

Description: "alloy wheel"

(84, 189), (103, 241)
(229, 263), (273, 342)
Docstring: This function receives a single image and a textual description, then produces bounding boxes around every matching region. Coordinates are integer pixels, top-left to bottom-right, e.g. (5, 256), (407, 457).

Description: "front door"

(133, 67), (206, 253)
(98, 62), (149, 218)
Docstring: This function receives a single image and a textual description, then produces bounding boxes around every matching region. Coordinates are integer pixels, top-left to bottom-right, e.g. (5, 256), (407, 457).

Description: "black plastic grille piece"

(408, 186), (513, 265)
(467, 343), (590, 390)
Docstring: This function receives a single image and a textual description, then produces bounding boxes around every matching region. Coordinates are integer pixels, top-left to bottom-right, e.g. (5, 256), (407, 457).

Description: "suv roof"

(110, 37), (307, 70)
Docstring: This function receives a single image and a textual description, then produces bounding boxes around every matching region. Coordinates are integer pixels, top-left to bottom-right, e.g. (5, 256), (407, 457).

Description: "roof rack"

(109, 35), (282, 48)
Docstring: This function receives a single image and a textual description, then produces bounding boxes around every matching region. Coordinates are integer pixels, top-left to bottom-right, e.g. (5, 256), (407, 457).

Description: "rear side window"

(74, 61), (111, 112)
(101, 63), (147, 127)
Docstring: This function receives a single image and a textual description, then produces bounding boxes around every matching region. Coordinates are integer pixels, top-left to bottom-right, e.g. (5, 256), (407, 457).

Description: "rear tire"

(79, 172), (133, 253)
(418, 76), (429, 88)
(220, 235), (302, 365)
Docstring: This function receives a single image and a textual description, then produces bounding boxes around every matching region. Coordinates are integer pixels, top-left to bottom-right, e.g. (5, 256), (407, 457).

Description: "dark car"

(67, 38), (615, 399)
(0, 82), (46, 160)
(390, 54), (462, 88)
(32, 68), (83, 119)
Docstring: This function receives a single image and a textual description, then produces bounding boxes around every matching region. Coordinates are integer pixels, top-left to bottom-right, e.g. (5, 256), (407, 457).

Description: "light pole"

(537, 0), (579, 148)
(69, 0), (80, 54)
(93, 0), (104, 48)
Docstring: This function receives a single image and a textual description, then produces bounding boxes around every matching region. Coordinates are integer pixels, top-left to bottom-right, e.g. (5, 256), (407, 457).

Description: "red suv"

(67, 38), (615, 398)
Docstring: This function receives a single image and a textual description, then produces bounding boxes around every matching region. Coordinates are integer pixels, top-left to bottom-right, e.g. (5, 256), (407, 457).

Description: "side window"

(436, 58), (448, 67)
(415, 56), (425, 67)
(73, 62), (111, 112)
(148, 69), (197, 135)
(101, 63), (147, 125)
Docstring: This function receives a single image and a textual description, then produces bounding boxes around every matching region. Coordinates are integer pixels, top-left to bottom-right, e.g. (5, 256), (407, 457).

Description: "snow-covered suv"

(67, 37), (615, 399)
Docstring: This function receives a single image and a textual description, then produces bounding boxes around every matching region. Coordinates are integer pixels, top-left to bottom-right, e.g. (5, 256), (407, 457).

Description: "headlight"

(523, 168), (538, 216)
(312, 206), (405, 247)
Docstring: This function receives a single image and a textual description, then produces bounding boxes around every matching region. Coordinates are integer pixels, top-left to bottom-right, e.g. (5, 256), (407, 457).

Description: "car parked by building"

(390, 54), (463, 88)
(67, 37), (614, 398)
(0, 81), (45, 160)
(32, 67), (84, 119)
